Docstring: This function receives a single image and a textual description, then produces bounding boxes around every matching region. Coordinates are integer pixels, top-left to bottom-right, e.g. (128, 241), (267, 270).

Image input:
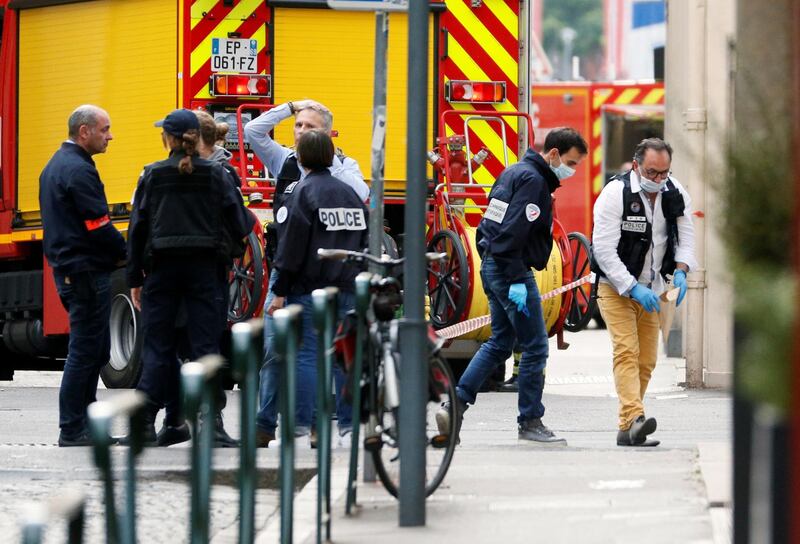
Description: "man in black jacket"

(438, 128), (587, 445)
(39, 104), (126, 447)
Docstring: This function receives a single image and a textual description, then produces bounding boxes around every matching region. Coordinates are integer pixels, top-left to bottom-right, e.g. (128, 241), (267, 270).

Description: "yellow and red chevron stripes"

(184, 0), (270, 104)
(440, 0), (520, 191)
(589, 84), (664, 195)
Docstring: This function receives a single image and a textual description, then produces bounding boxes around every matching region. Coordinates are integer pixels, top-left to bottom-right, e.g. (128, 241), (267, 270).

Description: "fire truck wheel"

(228, 232), (264, 324)
(427, 229), (469, 328)
(564, 232), (597, 333)
(101, 269), (143, 389)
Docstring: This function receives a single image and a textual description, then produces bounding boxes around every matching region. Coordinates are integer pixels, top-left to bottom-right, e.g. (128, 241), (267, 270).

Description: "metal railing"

(273, 304), (304, 544)
(88, 390), (148, 544)
(312, 287), (338, 543)
(182, 355), (225, 544)
(346, 273), (372, 514)
(19, 490), (86, 544)
(231, 319), (264, 544)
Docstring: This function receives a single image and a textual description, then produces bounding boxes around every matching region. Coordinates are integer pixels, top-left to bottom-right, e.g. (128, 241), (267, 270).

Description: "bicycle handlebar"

(317, 248), (446, 268)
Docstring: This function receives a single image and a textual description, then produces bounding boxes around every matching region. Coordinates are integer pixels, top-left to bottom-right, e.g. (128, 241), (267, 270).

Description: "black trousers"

(137, 256), (226, 425)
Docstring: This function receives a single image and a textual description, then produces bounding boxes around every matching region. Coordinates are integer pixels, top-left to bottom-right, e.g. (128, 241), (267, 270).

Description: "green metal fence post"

(87, 390), (147, 544)
(20, 490), (86, 544)
(313, 287), (339, 544)
(274, 304), (304, 544)
(346, 272), (372, 515)
(231, 319), (263, 544)
(182, 355), (224, 544)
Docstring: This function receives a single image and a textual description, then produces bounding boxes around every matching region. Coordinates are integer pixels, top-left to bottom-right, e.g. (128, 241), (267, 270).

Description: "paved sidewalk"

(256, 327), (733, 544)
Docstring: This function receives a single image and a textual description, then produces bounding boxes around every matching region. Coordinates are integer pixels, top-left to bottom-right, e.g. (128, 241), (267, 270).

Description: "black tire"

(228, 231), (265, 324)
(101, 269), (143, 389)
(371, 353), (458, 498)
(426, 229), (469, 328)
(564, 232), (597, 333)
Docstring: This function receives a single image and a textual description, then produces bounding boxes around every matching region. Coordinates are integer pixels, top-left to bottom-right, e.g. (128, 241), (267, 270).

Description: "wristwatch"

(288, 101), (295, 114)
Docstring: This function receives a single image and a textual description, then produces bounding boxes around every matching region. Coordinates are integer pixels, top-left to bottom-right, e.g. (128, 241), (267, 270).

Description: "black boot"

(213, 413), (239, 448)
(119, 401), (158, 447)
(156, 422), (191, 447)
(500, 375), (519, 392)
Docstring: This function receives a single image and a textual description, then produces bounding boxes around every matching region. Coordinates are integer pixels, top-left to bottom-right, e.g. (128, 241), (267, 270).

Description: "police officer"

(592, 138), (697, 447)
(266, 129), (368, 445)
(438, 127), (588, 445)
(244, 100), (368, 447)
(40, 104), (126, 447)
(126, 109), (251, 444)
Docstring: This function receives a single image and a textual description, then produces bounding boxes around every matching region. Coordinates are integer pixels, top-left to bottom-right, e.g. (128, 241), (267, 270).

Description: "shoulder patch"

(284, 181), (298, 194)
(276, 206), (289, 224)
(629, 201), (642, 214)
(484, 198), (509, 224)
(525, 203), (541, 222)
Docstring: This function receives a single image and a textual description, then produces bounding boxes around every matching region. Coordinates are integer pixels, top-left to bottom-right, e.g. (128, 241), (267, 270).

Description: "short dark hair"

(543, 127), (588, 155)
(633, 138), (673, 162)
(296, 130), (334, 172)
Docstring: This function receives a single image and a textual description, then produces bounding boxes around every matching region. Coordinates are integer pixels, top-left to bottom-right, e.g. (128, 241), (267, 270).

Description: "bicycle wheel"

(370, 353), (458, 498)
(564, 232), (597, 332)
(426, 229), (469, 328)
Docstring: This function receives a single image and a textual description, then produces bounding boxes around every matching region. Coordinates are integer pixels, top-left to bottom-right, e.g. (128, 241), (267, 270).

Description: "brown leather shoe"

(256, 428), (275, 448)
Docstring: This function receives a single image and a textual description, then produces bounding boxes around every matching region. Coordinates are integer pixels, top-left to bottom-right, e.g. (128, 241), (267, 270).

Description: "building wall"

(664, 0), (735, 388)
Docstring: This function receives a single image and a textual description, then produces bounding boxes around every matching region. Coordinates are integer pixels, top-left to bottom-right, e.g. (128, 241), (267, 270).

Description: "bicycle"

(317, 248), (458, 498)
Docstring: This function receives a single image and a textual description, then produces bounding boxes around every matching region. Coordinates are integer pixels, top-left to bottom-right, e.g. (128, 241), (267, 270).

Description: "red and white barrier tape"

(435, 272), (596, 339)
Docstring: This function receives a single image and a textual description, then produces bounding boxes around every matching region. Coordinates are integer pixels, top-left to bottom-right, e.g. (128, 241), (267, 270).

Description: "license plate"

(211, 38), (258, 73)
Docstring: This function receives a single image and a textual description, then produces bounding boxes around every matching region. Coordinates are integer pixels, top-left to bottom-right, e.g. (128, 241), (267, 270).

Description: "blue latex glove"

(508, 283), (529, 315)
(630, 284), (660, 313)
(673, 270), (687, 306)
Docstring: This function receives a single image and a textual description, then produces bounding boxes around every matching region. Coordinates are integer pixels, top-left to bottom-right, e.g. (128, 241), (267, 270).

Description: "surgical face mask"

(549, 156), (575, 180)
(638, 169), (667, 193)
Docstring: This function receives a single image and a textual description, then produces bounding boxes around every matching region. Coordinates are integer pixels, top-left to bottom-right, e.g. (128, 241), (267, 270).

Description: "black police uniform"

(40, 141), (126, 443)
(127, 151), (251, 427)
(272, 170), (369, 296)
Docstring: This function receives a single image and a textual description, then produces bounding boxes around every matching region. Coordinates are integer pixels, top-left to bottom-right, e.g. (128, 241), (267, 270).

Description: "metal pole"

(368, 11), (389, 264)
(346, 272), (372, 514)
(275, 305), (303, 544)
(399, 0), (429, 527)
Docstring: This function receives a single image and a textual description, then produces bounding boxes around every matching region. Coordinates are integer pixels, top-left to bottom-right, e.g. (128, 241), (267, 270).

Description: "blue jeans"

(257, 272), (353, 435)
(456, 257), (549, 423)
(54, 270), (112, 439)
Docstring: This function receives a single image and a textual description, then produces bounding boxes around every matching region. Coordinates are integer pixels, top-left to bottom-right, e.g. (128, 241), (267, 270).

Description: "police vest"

(596, 173), (684, 282)
(273, 155), (301, 211)
(145, 160), (224, 255)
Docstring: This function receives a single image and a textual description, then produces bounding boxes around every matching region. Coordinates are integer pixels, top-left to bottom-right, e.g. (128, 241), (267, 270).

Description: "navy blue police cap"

(154, 109), (200, 137)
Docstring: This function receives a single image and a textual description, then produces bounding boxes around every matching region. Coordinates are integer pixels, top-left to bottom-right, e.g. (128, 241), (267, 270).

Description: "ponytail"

(178, 129), (199, 174)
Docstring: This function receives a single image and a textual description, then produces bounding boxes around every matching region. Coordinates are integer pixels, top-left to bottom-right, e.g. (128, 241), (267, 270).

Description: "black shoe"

(118, 424), (157, 447)
(435, 399), (467, 445)
(616, 430), (660, 447)
(58, 431), (93, 447)
(156, 423), (191, 447)
(518, 419), (567, 446)
(213, 415), (239, 448)
(500, 375), (519, 393)
(629, 415), (657, 445)
(617, 416), (659, 447)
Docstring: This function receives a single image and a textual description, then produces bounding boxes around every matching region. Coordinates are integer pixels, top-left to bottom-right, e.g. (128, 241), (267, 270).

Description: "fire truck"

(0, 0), (585, 386)
(531, 81), (665, 237)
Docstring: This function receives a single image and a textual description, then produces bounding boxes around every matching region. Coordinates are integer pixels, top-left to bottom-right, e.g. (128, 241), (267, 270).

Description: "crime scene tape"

(435, 272), (596, 340)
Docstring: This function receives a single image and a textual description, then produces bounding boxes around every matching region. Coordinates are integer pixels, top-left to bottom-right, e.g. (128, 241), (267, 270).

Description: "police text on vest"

(319, 208), (367, 231)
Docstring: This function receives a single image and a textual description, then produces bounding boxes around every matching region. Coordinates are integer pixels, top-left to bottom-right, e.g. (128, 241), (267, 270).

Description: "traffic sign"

(326, 0), (407, 11)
